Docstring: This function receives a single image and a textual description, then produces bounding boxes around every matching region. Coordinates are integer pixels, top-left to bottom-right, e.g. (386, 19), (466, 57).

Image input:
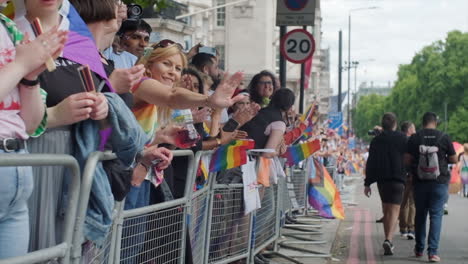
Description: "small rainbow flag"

(308, 158), (345, 219)
(209, 139), (255, 172)
(283, 139), (321, 166)
(195, 155), (211, 190)
(295, 103), (320, 143)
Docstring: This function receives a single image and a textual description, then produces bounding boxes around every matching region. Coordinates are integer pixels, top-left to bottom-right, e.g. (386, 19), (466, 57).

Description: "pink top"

(264, 121), (286, 136)
(0, 24), (28, 140)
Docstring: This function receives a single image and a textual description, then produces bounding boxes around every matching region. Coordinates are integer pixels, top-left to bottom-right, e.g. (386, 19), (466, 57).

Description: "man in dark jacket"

(405, 112), (457, 262)
(364, 112), (407, 256)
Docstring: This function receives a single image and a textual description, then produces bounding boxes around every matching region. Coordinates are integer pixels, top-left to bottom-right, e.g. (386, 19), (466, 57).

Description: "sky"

(320, 0), (468, 95)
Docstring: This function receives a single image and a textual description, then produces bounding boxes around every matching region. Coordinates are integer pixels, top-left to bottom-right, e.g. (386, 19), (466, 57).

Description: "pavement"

(263, 175), (468, 264)
(264, 175), (361, 264)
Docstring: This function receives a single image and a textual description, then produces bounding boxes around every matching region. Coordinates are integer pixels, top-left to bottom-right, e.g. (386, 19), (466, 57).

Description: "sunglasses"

(258, 81), (273, 86)
(152, 39), (184, 50)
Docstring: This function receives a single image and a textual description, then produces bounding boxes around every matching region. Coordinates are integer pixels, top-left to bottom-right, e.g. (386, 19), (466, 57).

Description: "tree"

(353, 94), (386, 142)
(448, 103), (468, 143)
(353, 30), (468, 142)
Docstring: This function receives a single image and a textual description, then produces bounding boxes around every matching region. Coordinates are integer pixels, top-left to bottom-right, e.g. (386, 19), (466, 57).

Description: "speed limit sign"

(280, 29), (315, 64)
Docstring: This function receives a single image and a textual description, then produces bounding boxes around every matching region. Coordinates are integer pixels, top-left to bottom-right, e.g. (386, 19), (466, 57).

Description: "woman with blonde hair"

(459, 143), (468, 197)
(127, 39), (245, 208)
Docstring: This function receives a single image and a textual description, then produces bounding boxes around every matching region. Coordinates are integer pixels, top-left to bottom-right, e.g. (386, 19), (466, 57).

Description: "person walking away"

(364, 113), (407, 256)
(398, 121), (416, 239)
(459, 143), (468, 197)
(405, 112), (457, 262)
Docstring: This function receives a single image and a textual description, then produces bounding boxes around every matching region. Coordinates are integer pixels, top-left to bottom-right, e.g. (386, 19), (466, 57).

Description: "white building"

(146, 0), (331, 114)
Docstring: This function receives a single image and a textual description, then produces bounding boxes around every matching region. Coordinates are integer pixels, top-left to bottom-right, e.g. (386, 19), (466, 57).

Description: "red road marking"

(364, 210), (376, 264)
(346, 210), (362, 264)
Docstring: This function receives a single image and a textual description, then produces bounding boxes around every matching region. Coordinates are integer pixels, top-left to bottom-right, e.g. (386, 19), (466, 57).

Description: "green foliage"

(353, 30), (468, 143)
(447, 103), (468, 143)
(353, 94), (386, 142)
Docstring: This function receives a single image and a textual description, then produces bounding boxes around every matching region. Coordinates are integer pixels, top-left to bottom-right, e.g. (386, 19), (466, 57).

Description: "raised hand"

(192, 107), (212, 123)
(232, 103), (259, 126)
(109, 64), (145, 94)
(207, 72), (246, 109)
(15, 27), (68, 80)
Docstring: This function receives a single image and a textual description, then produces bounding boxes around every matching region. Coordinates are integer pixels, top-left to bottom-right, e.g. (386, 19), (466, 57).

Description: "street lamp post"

(353, 61), (359, 108)
(347, 6), (378, 133)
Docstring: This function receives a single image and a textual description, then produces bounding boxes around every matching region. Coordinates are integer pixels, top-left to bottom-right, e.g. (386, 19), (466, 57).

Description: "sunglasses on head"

(152, 39), (184, 50)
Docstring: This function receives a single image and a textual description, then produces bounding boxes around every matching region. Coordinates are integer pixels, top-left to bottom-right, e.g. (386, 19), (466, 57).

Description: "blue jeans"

(413, 181), (448, 256)
(0, 149), (34, 259)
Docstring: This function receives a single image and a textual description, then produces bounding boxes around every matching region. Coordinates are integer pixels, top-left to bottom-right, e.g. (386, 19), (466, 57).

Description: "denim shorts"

(0, 149), (34, 259)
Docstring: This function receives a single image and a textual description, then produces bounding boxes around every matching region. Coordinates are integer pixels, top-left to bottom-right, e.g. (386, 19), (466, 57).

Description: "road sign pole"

(299, 25), (306, 114)
(280, 26), (287, 88)
(338, 30), (342, 112)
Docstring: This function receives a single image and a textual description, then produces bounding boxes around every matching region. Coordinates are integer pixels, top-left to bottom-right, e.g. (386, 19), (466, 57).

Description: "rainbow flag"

(296, 103), (320, 142)
(209, 139), (255, 172)
(195, 155), (211, 190)
(308, 158), (345, 219)
(283, 139), (321, 166)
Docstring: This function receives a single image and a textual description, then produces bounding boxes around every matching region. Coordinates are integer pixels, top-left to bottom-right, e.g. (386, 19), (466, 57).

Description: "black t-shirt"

(365, 130), (407, 186)
(39, 57), (109, 107)
(240, 106), (284, 149)
(407, 128), (456, 184)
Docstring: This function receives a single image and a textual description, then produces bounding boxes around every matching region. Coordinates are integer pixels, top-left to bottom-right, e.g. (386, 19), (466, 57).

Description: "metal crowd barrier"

(0, 150), (338, 264)
(188, 151), (213, 264)
(115, 150), (194, 264)
(0, 154), (81, 264)
(71, 151), (119, 264)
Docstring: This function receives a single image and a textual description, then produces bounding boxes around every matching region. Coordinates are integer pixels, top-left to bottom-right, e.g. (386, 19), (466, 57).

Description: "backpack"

(417, 132), (443, 180)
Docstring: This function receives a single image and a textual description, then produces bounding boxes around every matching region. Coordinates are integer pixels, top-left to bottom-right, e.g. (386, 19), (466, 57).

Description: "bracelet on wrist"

(205, 95), (212, 108)
(19, 77), (39, 87)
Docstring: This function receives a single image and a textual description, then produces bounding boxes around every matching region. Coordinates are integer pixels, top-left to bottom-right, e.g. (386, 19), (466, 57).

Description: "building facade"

(145, 0), (331, 114)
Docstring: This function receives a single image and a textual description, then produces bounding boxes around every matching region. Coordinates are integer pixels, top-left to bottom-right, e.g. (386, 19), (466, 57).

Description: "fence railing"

(0, 154), (81, 264)
(1, 151), (338, 264)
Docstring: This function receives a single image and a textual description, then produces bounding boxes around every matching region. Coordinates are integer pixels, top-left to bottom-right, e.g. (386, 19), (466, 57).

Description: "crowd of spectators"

(0, 0), (319, 262)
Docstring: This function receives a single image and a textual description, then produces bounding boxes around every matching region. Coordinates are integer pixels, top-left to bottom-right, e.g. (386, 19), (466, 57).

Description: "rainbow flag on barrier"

(283, 139), (321, 166)
(308, 158), (345, 219)
(209, 139), (255, 172)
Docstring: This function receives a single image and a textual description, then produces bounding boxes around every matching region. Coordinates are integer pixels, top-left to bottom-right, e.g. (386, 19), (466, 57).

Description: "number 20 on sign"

(280, 29), (315, 64)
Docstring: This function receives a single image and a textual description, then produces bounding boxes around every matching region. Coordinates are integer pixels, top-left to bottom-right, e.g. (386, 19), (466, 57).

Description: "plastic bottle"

(172, 109), (201, 149)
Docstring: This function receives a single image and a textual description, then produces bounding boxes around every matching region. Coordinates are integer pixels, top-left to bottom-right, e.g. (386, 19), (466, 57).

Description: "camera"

(127, 3), (143, 20)
(367, 129), (381, 136)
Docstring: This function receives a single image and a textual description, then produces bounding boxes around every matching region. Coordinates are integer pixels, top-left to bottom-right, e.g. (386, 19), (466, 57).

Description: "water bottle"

(172, 109), (201, 149)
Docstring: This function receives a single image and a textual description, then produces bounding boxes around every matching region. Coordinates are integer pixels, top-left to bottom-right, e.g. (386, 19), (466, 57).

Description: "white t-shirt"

(0, 22), (28, 140)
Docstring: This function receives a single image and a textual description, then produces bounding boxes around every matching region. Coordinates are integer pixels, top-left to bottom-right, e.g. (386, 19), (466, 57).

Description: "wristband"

(204, 95), (211, 108)
(19, 77), (40, 87)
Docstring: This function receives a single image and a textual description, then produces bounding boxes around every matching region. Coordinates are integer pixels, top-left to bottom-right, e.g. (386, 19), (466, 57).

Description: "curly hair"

(247, 70), (279, 105)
